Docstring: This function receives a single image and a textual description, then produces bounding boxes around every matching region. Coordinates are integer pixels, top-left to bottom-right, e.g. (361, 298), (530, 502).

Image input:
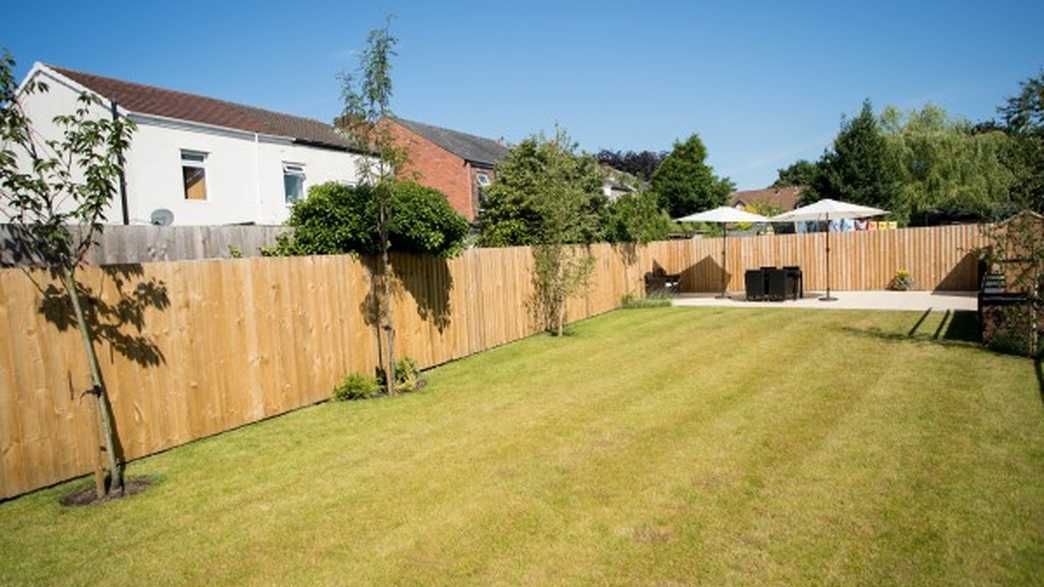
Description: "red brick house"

(383, 118), (508, 221)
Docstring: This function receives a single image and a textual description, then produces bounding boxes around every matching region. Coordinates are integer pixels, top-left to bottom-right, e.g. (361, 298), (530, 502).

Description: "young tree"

(805, 100), (903, 211)
(530, 133), (599, 336)
(0, 52), (135, 497)
(480, 127), (601, 335)
(478, 132), (607, 247)
(336, 20), (407, 395)
(651, 133), (734, 218)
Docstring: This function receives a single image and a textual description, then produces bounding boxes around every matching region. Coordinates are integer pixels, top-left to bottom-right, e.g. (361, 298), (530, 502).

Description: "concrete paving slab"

(671, 291), (976, 312)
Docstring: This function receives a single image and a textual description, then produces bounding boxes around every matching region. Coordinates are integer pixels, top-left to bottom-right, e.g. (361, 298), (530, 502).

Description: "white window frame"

(283, 162), (306, 204)
(180, 149), (209, 201)
(476, 172), (492, 187)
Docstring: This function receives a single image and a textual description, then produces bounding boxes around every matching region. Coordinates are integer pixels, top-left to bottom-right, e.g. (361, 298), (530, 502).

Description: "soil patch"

(59, 477), (153, 507)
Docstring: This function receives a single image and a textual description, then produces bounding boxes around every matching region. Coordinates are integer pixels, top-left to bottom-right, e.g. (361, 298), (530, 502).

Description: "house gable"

(13, 63), (366, 226)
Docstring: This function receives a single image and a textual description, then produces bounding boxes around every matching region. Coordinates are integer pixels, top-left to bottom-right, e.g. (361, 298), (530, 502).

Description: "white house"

(9, 63), (370, 226)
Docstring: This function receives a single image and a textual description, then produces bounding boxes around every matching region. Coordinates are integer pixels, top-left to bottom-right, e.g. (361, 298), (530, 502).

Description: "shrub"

(265, 181), (469, 257)
(332, 373), (381, 401)
(621, 291), (673, 309)
(603, 191), (673, 244)
(377, 356), (428, 394)
(888, 269), (914, 291)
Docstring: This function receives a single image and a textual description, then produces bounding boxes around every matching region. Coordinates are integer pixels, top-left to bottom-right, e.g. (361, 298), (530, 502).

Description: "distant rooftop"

(43, 64), (361, 152)
(391, 117), (508, 166)
(730, 186), (804, 211)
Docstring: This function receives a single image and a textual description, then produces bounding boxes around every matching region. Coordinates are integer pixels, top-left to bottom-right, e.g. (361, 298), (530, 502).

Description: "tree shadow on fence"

(613, 242), (639, 266)
(35, 264), (169, 367)
(358, 254), (454, 334)
(17, 263), (170, 472)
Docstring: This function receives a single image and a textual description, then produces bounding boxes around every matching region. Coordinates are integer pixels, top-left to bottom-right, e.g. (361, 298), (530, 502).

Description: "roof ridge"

(46, 64), (338, 133)
(393, 116), (502, 145)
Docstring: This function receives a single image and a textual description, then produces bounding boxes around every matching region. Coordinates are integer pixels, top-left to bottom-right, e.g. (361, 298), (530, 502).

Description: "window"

(476, 172), (492, 187)
(283, 163), (306, 203)
(181, 150), (208, 200)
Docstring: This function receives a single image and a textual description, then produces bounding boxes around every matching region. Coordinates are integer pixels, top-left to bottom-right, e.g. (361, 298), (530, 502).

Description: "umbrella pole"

(717, 225), (728, 299)
(821, 213), (837, 301)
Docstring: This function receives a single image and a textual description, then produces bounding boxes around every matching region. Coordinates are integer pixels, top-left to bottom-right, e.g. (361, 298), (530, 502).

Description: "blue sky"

(3, 0), (1043, 189)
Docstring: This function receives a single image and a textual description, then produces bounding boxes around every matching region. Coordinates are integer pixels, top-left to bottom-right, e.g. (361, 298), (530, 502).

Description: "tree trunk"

(62, 266), (123, 497)
(556, 296), (566, 337)
(1031, 267), (1040, 358)
(379, 202), (396, 395)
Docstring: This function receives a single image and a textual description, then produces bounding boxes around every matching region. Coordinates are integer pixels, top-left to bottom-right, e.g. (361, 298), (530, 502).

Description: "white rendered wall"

(124, 120), (365, 225)
(9, 66), (366, 226)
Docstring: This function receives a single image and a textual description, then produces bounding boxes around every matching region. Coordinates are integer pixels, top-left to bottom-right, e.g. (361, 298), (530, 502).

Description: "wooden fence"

(0, 224), (288, 266)
(0, 224), (986, 498)
(647, 223), (986, 292)
(0, 244), (642, 498)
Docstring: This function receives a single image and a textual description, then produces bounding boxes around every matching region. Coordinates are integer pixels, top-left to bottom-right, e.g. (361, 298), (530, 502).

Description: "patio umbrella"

(676, 206), (769, 298)
(770, 199), (887, 301)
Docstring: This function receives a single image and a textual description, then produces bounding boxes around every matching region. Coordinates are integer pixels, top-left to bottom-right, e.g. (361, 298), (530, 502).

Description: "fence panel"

(0, 224), (289, 266)
(644, 224), (985, 293)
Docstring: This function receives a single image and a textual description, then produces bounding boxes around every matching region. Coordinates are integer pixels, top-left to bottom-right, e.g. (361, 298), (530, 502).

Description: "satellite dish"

(150, 209), (174, 226)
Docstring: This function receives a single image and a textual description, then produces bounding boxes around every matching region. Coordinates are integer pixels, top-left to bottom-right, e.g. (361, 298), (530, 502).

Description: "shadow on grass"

(907, 307), (932, 336)
(1035, 358), (1043, 407)
(841, 310), (983, 351)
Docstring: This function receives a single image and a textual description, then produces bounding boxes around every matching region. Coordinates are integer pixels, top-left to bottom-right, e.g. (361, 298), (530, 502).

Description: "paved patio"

(672, 290), (977, 312)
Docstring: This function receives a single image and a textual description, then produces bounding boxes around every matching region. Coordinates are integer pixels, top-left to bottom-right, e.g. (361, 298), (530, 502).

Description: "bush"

(621, 291), (673, 309)
(888, 269), (914, 291)
(377, 356), (427, 394)
(332, 373), (381, 401)
(265, 180), (469, 257)
(603, 191), (673, 244)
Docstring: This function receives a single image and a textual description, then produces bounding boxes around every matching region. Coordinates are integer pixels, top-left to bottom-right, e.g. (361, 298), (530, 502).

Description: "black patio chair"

(766, 269), (787, 301)
(745, 270), (765, 301)
(783, 266), (802, 299)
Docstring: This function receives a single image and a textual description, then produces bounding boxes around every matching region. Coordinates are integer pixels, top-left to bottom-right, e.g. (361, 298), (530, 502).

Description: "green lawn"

(1, 307), (1042, 585)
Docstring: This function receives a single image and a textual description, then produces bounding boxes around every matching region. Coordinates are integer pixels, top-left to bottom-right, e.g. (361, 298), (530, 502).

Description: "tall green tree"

(651, 133), (734, 218)
(477, 129), (607, 247)
(336, 20), (407, 395)
(0, 52), (135, 497)
(805, 100), (903, 211)
(998, 71), (1044, 213)
(772, 159), (820, 188)
(880, 104), (1016, 223)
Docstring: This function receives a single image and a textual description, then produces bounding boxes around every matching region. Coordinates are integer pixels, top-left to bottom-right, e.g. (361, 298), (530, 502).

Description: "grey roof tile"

(392, 117), (508, 166)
